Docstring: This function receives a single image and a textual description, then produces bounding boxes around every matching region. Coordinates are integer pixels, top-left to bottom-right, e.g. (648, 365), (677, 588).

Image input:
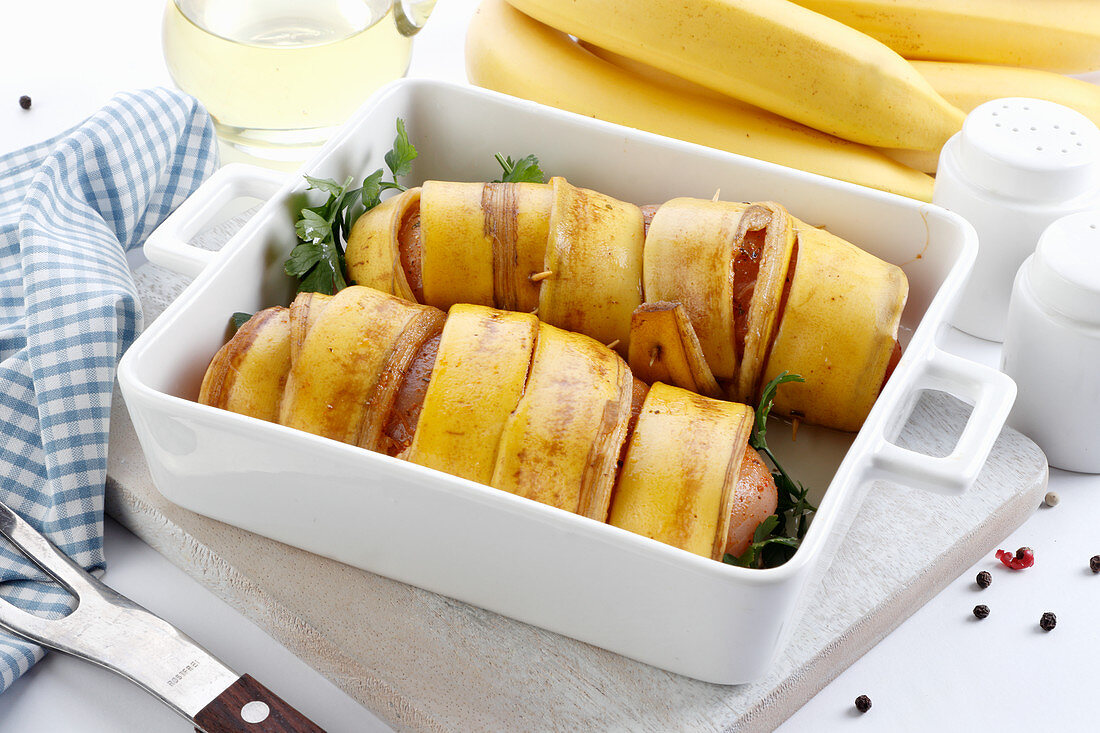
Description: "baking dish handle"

(869, 347), (1017, 495)
(144, 163), (288, 279)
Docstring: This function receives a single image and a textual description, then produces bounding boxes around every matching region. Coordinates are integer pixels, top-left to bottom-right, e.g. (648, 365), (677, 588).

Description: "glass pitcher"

(163, 0), (436, 162)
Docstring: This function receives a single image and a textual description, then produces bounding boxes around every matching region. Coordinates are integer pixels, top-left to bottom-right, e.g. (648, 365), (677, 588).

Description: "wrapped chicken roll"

(344, 178), (906, 431)
(199, 286), (777, 560)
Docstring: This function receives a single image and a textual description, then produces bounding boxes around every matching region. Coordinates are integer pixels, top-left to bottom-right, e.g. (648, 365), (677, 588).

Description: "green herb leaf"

(360, 168), (384, 210)
(385, 118), (417, 179)
(303, 175), (347, 198)
(752, 514), (779, 544)
(230, 312), (254, 331)
(294, 208), (331, 245)
(297, 238), (347, 295)
(285, 119), (420, 294)
(494, 153), (546, 184)
(721, 372), (818, 569)
(283, 240), (323, 278)
(750, 372), (804, 451)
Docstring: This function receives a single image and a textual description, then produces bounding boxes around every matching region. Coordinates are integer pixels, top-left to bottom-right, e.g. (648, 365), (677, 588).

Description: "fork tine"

(0, 500), (99, 601)
(0, 597), (72, 648)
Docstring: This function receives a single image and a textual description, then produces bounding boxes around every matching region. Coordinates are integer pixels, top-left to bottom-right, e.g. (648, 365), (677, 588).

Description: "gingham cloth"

(0, 88), (218, 693)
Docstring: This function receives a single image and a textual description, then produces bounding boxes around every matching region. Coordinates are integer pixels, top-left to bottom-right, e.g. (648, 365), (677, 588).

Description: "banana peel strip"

(491, 322), (634, 521)
(733, 202), (796, 405)
(627, 302), (723, 399)
(407, 305), (539, 485)
(609, 383), (753, 560)
(483, 181), (554, 313)
(643, 198), (751, 381)
(345, 187), (421, 301)
(540, 177), (644, 355)
(199, 307), (292, 423)
(761, 222), (908, 432)
(420, 181), (498, 310)
(279, 287), (444, 451)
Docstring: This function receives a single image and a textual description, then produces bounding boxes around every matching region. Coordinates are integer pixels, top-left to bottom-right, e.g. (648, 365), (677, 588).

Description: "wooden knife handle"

(193, 674), (325, 732)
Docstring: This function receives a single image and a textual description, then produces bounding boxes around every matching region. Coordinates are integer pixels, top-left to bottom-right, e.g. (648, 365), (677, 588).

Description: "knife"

(0, 500), (324, 732)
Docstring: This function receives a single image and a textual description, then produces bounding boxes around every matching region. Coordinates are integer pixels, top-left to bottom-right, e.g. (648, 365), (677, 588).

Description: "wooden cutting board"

(106, 220), (1048, 733)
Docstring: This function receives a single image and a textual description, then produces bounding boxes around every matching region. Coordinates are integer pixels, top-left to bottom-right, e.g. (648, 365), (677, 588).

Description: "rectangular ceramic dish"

(117, 79), (1014, 685)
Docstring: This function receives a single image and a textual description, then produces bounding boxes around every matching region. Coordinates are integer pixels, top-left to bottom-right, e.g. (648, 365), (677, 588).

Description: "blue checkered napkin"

(0, 88), (218, 693)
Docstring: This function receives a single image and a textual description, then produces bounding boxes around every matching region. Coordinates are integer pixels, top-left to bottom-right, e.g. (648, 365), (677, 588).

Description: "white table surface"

(2, 2), (1098, 731)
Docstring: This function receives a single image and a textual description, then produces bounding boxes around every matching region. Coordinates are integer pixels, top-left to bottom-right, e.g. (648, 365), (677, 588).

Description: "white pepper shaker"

(1001, 211), (1100, 473)
(934, 98), (1100, 342)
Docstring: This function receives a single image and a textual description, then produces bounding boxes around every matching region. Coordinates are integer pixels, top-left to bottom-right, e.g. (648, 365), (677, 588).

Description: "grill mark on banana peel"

(354, 308), (446, 451)
(483, 183), (521, 312)
(381, 330), (442, 457)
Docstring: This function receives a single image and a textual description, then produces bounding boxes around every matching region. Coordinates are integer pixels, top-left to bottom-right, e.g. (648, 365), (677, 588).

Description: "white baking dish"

(117, 79), (1014, 685)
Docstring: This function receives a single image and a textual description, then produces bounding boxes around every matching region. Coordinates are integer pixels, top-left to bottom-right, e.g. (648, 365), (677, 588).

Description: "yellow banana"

(790, 0), (1100, 73)
(465, 0), (934, 201)
(503, 0), (964, 150)
(878, 61), (1100, 174)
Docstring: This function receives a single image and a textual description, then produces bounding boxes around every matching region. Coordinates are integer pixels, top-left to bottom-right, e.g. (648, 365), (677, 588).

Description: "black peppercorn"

(18, 95), (32, 110)
(973, 604), (990, 619)
(1040, 612), (1057, 631)
(1090, 555), (1100, 573)
(854, 695), (871, 713)
(976, 570), (992, 589)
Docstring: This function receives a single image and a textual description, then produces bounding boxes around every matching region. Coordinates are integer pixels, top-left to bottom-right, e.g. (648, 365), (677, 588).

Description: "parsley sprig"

(493, 153), (545, 184)
(724, 372), (817, 569)
(285, 119), (418, 295)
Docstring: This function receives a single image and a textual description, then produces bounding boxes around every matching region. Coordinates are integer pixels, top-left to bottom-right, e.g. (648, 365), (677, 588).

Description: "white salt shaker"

(934, 98), (1100, 342)
(1002, 211), (1100, 473)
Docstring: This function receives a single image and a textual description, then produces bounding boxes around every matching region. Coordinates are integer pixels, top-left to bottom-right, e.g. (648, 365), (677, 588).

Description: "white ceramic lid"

(1030, 210), (1100, 322)
(957, 98), (1100, 202)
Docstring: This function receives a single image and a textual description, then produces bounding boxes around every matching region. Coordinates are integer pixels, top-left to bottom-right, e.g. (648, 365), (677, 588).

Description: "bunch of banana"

(502, 0), (964, 151)
(199, 286), (778, 562)
(467, 0), (1100, 201)
(346, 177), (908, 432)
(465, 0), (936, 201)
